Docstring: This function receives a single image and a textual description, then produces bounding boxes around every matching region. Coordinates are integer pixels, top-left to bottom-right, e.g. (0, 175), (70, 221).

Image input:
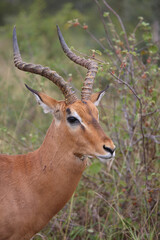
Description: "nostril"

(103, 145), (115, 155)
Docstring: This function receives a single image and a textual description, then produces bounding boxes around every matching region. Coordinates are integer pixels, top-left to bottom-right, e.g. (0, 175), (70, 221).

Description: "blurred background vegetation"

(0, 0), (160, 239)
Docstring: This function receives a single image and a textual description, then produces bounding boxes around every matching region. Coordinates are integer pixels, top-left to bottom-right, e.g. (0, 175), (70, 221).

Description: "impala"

(0, 25), (115, 240)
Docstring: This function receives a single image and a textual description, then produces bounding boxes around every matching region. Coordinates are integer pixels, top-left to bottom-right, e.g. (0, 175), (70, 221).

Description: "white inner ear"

(94, 91), (105, 106)
(33, 94), (54, 114)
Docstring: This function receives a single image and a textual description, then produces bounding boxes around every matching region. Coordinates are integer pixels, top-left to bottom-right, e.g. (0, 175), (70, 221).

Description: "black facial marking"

(81, 124), (85, 131)
(90, 116), (101, 129)
(84, 104), (101, 130)
(43, 165), (47, 171)
(82, 101), (87, 104)
(66, 108), (71, 115)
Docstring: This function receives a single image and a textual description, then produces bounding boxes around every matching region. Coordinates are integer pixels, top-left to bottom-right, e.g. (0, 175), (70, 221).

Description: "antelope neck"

(19, 120), (87, 237)
(38, 120), (87, 168)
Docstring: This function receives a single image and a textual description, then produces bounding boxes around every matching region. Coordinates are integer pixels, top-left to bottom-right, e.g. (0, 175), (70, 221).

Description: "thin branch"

(94, 0), (113, 49)
(79, 23), (107, 51)
(102, 0), (130, 50)
(110, 73), (147, 173)
(133, 19), (143, 35)
(72, 48), (106, 63)
(110, 72), (139, 98)
(134, 134), (160, 145)
(142, 108), (160, 117)
(103, 0), (135, 81)
(86, 28), (106, 50)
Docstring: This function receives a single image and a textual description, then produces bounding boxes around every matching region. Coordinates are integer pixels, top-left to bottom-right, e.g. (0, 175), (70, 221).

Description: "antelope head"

(13, 25), (115, 163)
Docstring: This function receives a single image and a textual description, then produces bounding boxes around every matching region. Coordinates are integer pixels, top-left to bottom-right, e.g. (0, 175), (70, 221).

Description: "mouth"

(96, 152), (115, 163)
(80, 152), (115, 163)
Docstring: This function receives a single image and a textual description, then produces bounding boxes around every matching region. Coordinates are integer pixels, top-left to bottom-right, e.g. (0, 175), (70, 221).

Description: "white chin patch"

(98, 157), (113, 163)
(97, 153), (115, 163)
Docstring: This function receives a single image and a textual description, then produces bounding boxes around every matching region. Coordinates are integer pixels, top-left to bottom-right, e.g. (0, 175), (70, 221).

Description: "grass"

(0, 16), (160, 240)
(0, 65), (159, 239)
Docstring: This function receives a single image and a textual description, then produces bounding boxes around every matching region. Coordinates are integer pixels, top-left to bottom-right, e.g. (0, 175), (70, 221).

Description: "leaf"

(121, 50), (128, 54)
(150, 64), (158, 72)
(129, 51), (137, 56)
(120, 31), (125, 36)
(103, 12), (109, 17)
(88, 228), (94, 233)
(95, 49), (102, 56)
(70, 46), (75, 51)
(148, 175), (152, 180)
(141, 21), (150, 27)
(89, 162), (102, 175)
(142, 32), (152, 41)
(138, 16), (144, 21)
(102, 116), (107, 121)
(149, 45), (158, 54)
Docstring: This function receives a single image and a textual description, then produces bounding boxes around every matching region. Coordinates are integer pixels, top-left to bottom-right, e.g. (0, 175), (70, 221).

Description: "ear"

(90, 85), (109, 106)
(25, 84), (64, 117)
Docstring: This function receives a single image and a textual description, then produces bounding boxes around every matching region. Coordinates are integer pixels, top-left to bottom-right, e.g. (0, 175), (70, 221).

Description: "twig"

(79, 23), (106, 51)
(134, 134), (160, 145)
(94, 0), (113, 49)
(142, 108), (160, 117)
(63, 193), (74, 240)
(110, 72), (138, 98)
(103, 0), (135, 81)
(113, 98), (126, 161)
(71, 48), (106, 63)
(110, 72), (146, 163)
(32, 233), (46, 240)
(133, 19), (143, 35)
(85, 28), (106, 50)
(102, 0), (130, 50)
(110, 72), (149, 215)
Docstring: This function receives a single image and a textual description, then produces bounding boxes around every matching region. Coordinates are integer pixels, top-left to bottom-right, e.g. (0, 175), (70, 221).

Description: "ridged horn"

(13, 26), (77, 105)
(56, 25), (98, 101)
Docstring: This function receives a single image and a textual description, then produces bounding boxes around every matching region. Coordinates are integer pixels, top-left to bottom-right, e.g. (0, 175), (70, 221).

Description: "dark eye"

(67, 116), (80, 124)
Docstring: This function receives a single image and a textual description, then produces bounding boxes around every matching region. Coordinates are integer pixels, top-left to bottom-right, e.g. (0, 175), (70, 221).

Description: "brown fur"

(0, 97), (114, 240)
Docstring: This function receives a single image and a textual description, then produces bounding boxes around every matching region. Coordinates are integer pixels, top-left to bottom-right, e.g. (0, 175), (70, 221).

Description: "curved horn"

(56, 25), (98, 101)
(13, 26), (77, 105)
